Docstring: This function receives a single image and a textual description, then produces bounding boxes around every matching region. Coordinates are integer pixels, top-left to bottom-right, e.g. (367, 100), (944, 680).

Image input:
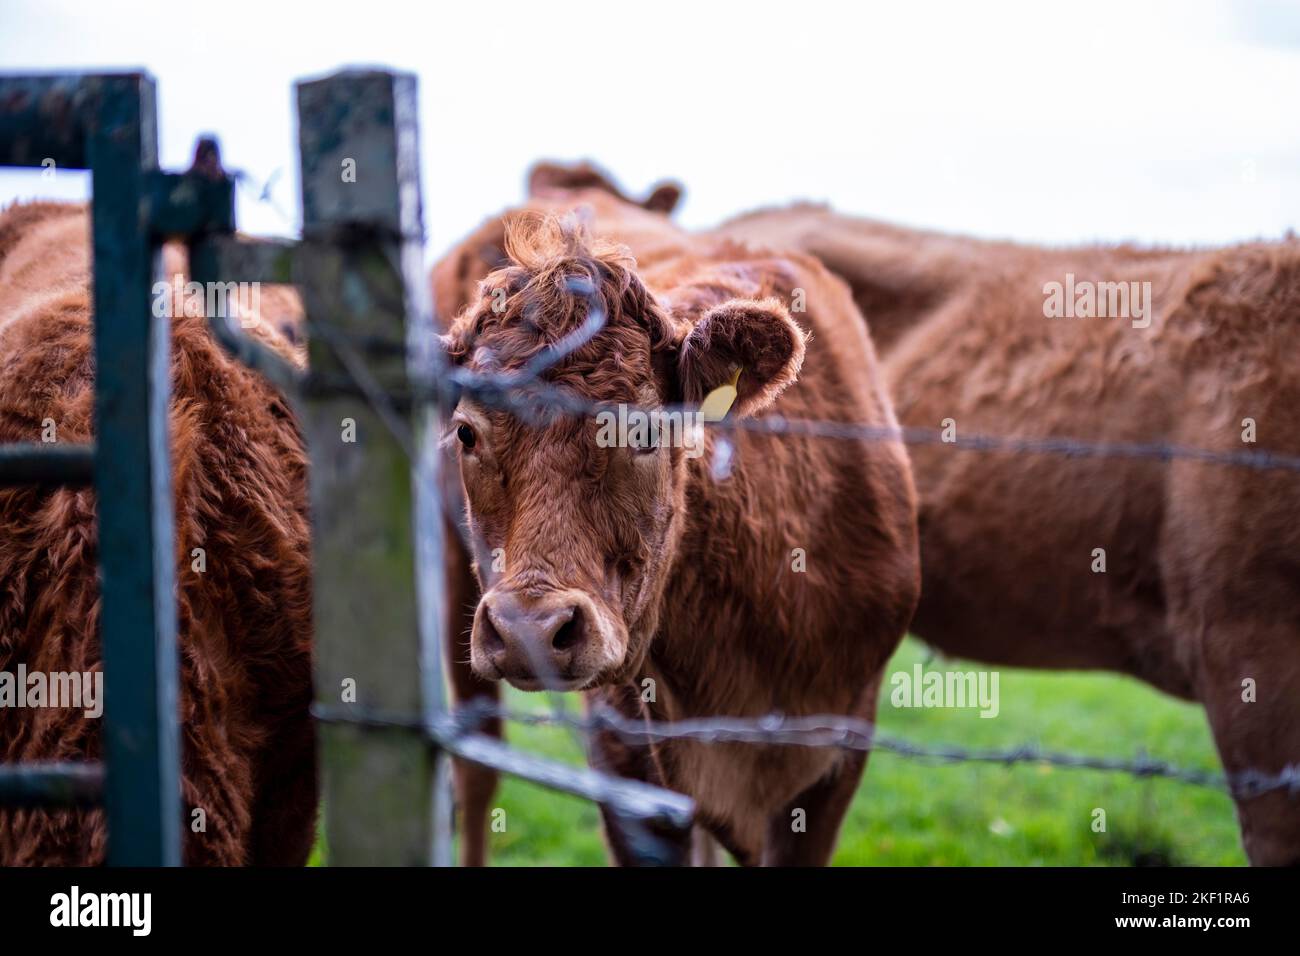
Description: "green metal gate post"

(89, 74), (182, 868)
(0, 72), (181, 865)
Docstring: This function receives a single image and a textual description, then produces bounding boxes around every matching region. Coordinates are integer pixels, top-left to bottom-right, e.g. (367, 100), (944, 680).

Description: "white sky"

(1, 0), (1297, 257)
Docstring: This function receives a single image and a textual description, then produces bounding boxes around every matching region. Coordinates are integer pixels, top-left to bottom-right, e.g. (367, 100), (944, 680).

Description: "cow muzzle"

(471, 588), (619, 691)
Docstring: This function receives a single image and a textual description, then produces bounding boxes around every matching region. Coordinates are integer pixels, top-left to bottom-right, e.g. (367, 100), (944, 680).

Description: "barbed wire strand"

(440, 365), (1300, 474)
(314, 700), (1300, 801)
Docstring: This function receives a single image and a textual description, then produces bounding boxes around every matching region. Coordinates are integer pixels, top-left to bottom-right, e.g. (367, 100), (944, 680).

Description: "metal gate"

(0, 68), (692, 866)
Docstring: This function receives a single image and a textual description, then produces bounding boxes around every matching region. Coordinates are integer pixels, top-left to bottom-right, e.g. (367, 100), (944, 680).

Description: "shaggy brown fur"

(437, 191), (919, 865)
(0, 201), (315, 865)
(718, 204), (1300, 866)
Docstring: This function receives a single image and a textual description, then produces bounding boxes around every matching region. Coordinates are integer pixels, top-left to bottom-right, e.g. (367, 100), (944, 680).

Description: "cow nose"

(477, 591), (589, 687)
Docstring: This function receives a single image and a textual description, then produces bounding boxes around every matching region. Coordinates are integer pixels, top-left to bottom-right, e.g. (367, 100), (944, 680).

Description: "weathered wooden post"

(296, 70), (451, 865)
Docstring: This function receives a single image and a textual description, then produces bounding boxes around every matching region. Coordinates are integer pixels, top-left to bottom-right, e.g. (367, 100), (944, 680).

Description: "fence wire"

(316, 699), (1300, 801)
(438, 368), (1300, 474)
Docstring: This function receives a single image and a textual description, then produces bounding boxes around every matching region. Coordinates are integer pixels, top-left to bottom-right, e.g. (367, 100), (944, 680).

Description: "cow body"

(436, 191), (919, 865)
(0, 202), (315, 865)
(719, 205), (1300, 865)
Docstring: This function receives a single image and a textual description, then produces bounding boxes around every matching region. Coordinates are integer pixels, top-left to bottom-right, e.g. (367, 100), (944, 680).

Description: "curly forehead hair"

(445, 214), (679, 395)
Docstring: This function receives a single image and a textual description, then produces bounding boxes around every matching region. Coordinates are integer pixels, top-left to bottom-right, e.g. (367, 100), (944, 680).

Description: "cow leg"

(589, 748), (694, 866)
(448, 676), (500, 868)
(444, 515), (501, 867)
(1161, 454), (1300, 866)
(586, 685), (693, 866)
(760, 750), (868, 866)
(759, 676), (878, 868)
(762, 677), (882, 866)
(1194, 622), (1300, 866)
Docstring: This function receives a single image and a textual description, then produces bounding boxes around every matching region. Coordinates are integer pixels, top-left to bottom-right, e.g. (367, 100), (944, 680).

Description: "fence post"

(296, 70), (451, 865)
(87, 73), (183, 867)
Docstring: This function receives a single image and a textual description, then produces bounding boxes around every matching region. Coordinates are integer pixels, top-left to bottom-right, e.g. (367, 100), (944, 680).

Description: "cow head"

(442, 215), (806, 691)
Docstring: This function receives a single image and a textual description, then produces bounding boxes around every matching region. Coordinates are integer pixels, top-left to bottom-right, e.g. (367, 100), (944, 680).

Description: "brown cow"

(718, 204), (1300, 866)
(0, 201), (316, 865)
(435, 190), (919, 865)
(433, 167), (694, 866)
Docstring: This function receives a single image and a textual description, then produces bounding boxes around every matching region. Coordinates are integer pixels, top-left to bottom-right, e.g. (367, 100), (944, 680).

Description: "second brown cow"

(719, 203), (1300, 866)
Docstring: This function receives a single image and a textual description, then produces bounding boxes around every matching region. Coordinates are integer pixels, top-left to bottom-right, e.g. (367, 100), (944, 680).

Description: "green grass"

(830, 640), (1243, 866)
(310, 637), (1246, 866)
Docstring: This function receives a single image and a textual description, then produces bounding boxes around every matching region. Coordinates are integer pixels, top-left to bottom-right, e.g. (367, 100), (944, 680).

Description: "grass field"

(311, 637), (1245, 866)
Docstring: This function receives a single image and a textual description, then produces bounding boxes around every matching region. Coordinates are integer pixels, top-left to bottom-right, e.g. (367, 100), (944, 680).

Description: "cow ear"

(642, 181), (683, 215)
(675, 297), (807, 418)
(431, 216), (508, 329)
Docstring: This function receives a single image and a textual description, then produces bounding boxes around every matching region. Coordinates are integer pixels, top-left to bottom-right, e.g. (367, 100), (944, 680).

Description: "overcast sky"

(1, 0), (1297, 257)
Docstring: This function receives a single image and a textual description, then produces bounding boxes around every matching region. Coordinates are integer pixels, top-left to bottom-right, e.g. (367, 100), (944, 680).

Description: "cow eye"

(456, 423), (476, 450)
(629, 429), (658, 455)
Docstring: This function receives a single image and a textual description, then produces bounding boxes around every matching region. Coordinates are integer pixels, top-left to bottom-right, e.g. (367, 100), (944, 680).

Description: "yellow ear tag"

(699, 366), (742, 422)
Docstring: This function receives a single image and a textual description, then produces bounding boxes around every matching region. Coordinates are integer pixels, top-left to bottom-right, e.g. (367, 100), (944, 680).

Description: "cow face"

(443, 216), (805, 691)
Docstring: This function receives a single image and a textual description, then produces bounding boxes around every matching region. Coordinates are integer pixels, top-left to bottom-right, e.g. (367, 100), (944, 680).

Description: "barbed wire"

(437, 363), (1300, 474)
(314, 699), (1300, 801)
(233, 166), (295, 229)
